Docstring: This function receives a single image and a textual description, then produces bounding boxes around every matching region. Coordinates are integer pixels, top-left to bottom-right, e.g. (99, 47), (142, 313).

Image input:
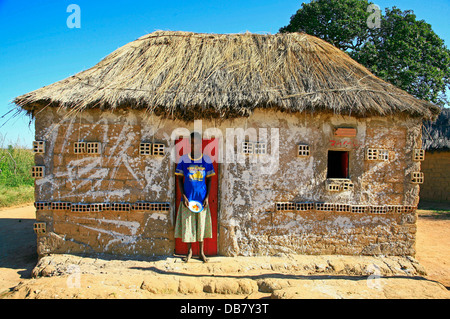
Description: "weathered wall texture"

(33, 108), (422, 257)
(420, 151), (450, 202)
(218, 111), (421, 257)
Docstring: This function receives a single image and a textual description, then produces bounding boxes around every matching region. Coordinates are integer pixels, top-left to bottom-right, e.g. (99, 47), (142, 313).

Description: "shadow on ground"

(132, 264), (440, 284)
(418, 200), (450, 220)
(0, 218), (38, 279)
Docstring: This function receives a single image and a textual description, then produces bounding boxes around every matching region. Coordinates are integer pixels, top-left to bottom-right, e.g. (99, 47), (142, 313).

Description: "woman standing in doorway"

(174, 132), (215, 262)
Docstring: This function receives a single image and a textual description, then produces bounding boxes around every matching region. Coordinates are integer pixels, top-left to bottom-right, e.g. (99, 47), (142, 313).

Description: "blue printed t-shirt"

(175, 154), (215, 203)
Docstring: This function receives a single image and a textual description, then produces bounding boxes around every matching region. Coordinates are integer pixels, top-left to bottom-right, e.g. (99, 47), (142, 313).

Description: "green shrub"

(0, 136), (35, 207)
(0, 145), (34, 187)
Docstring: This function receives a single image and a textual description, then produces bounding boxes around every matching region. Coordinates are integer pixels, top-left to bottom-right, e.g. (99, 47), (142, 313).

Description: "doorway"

(174, 137), (219, 256)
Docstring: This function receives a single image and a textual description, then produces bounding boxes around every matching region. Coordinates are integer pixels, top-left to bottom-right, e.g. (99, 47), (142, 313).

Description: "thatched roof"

(14, 31), (440, 120)
(423, 108), (450, 151)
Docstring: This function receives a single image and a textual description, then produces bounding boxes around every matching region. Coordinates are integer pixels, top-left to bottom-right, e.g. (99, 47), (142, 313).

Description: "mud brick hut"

(14, 31), (440, 258)
(420, 108), (450, 203)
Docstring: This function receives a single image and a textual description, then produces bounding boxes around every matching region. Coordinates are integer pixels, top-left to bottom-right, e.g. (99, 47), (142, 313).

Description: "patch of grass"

(417, 200), (450, 220)
(418, 200), (450, 211)
(417, 210), (450, 220)
(0, 145), (34, 187)
(0, 137), (35, 207)
(0, 184), (34, 208)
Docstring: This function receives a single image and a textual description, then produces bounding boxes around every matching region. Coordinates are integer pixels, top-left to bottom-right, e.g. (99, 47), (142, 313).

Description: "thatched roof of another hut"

(14, 31), (440, 120)
(423, 108), (450, 151)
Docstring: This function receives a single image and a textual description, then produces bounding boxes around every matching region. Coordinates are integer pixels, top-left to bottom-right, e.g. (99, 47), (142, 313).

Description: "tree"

(280, 0), (450, 107)
(280, 0), (373, 52)
(353, 7), (450, 106)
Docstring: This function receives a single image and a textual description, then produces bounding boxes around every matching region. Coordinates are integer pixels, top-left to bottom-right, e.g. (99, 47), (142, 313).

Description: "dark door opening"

(327, 150), (349, 178)
(174, 137), (219, 256)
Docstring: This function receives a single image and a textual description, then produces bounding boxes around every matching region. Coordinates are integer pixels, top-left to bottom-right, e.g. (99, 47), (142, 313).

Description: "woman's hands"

(183, 194), (208, 209)
(183, 194), (189, 208)
(179, 175), (211, 209)
(203, 176), (212, 209)
(203, 196), (209, 208)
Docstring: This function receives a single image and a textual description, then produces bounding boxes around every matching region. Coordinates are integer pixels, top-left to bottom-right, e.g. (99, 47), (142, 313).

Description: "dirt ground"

(0, 203), (38, 294)
(415, 201), (450, 288)
(0, 202), (449, 299)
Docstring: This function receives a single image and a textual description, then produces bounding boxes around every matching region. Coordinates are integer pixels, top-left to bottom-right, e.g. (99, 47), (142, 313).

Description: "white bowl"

(188, 200), (203, 213)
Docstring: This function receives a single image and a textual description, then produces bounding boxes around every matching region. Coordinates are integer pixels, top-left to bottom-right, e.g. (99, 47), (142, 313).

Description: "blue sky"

(1, 0), (449, 148)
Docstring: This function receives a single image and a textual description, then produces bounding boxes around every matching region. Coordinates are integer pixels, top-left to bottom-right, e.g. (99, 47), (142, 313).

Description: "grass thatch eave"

(423, 108), (450, 152)
(14, 31), (441, 121)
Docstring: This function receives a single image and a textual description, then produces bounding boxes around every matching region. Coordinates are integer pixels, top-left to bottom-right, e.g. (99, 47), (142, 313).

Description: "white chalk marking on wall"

(148, 212), (167, 220)
(105, 124), (144, 188)
(75, 217), (140, 250)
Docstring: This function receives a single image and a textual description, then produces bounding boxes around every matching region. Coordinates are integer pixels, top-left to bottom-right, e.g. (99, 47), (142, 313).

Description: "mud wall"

(419, 151), (450, 202)
(33, 108), (423, 257)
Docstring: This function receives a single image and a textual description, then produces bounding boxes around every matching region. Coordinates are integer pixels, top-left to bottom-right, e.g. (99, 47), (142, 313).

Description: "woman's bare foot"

(199, 253), (208, 263)
(183, 247), (193, 263)
(198, 242), (208, 263)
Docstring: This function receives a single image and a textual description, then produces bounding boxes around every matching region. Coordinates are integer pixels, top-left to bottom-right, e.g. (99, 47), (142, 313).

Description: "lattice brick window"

(242, 142), (254, 155)
(296, 202), (314, 211)
(140, 143), (166, 156)
(377, 149), (389, 161)
(365, 148), (378, 161)
(132, 202), (151, 211)
(132, 202), (170, 211)
(254, 142), (267, 155)
(370, 206), (386, 214)
(33, 141), (45, 154)
(297, 144), (310, 157)
(342, 181), (354, 191)
(326, 179), (354, 192)
(275, 202), (296, 212)
(403, 205), (416, 213)
(150, 202), (170, 211)
(31, 166), (45, 179)
(351, 205), (368, 214)
(90, 203), (105, 212)
(74, 142), (86, 154)
(386, 205), (405, 214)
(315, 203), (334, 212)
(334, 204), (351, 213)
(366, 148), (389, 161)
(92, 203), (111, 212)
(34, 202), (51, 210)
(111, 203), (131, 212)
(327, 183), (341, 192)
(139, 143), (152, 155)
(86, 142), (101, 154)
(411, 172), (424, 184)
(152, 143), (165, 156)
(413, 149), (425, 161)
(71, 204), (91, 212)
(402, 206), (415, 213)
(33, 222), (46, 234)
(51, 202), (71, 210)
